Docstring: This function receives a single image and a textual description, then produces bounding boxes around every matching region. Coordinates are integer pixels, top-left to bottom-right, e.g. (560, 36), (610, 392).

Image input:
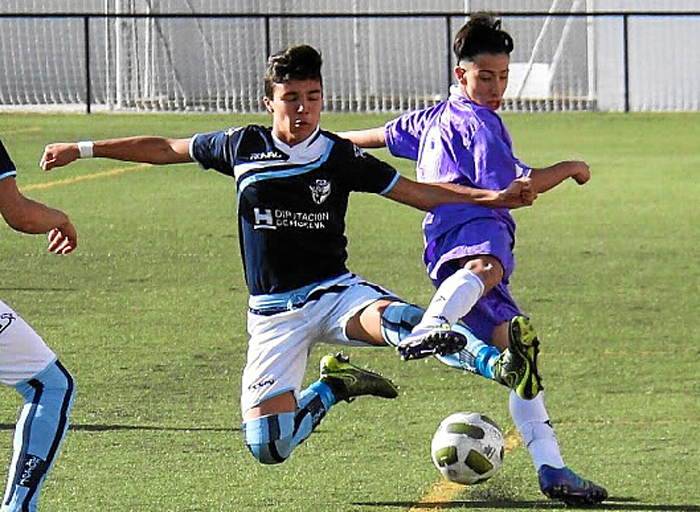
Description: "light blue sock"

(243, 380), (337, 464)
(435, 322), (500, 379)
(380, 302), (500, 380)
(379, 301), (424, 347)
(3, 360), (75, 512)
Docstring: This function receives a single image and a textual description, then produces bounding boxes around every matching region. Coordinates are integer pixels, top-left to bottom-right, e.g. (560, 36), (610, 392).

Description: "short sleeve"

(0, 139), (18, 180)
(190, 128), (239, 176)
(384, 110), (427, 161)
(335, 140), (400, 195)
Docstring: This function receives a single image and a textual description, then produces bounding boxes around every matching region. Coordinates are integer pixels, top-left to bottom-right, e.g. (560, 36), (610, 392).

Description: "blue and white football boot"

(538, 464), (608, 505)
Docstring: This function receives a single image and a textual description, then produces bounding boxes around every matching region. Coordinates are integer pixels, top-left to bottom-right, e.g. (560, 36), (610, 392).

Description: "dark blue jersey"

(191, 125), (400, 296)
(0, 139), (17, 181)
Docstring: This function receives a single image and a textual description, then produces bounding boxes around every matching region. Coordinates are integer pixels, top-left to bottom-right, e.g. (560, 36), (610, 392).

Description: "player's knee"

(461, 258), (503, 291)
(243, 413), (295, 465)
(17, 359), (75, 406)
(245, 437), (294, 465)
(380, 302), (424, 346)
(43, 360), (75, 403)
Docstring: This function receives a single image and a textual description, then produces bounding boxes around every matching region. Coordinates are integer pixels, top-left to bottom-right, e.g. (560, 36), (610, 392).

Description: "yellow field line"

(405, 427), (522, 511)
(21, 164), (151, 191)
(3, 126), (43, 135)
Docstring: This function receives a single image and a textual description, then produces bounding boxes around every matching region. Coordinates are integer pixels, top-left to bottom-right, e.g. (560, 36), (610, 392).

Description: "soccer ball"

(431, 411), (505, 485)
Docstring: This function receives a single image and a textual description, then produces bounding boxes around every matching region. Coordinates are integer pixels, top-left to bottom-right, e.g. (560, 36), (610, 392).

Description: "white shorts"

(0, 299), (56, 386)
(240, 273), (397, 413)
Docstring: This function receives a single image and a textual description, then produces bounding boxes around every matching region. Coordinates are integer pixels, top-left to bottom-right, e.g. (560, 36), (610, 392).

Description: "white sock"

(509, 390), (565, 470)
(416, 268), (484, 330)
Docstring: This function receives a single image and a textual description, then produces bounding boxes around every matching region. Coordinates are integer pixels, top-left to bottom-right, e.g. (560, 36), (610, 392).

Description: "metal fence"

(0, 9), (699, 113)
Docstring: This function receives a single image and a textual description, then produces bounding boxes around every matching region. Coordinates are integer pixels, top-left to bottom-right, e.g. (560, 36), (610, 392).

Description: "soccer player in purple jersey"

(340, 13), (607, 506)
(0, 138), (76, 512)
(40, 45), (542, 467)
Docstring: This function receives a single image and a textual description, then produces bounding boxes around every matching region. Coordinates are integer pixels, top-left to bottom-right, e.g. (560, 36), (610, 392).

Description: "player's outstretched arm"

(40, 136), (193, 170)
(528, 160), (591, 194)
(337, 127), (387, 148)
(384, 175), (536, 211)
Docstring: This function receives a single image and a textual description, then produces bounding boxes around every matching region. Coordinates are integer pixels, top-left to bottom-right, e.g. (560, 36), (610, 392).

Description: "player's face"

(264, 79), (323, 146)
(456, 53), (510, 111)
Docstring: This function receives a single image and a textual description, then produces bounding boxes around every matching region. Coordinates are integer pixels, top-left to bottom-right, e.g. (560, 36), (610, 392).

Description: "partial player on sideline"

(0, 138), (77, 512)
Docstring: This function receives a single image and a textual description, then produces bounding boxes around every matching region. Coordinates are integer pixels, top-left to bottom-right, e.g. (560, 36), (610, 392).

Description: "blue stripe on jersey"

(0, 170), (17, 180)
(236, 140), (334, 200)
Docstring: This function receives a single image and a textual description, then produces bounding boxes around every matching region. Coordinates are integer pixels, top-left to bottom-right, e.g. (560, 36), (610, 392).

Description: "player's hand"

(569, 161), (591, 185)
(495, 177), (537, 209)
(47, 223), (77, 255)
(39, 143), (81, 171)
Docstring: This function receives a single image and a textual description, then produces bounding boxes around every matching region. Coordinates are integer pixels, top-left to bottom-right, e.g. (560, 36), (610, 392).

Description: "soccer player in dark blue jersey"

(40, 45), (539, 466)
(0, 138), (76, 512)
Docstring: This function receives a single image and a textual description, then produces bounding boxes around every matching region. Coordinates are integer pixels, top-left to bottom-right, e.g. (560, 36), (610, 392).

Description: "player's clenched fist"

(569, 161), (591, 185)
(39, 143), (81, 171)
(47, 225), (77, 255)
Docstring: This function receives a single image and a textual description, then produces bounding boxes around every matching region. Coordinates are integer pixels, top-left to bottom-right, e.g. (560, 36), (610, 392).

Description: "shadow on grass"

(0, 423), (239, 433)
(354, 497), (700, 511)
(0, 287), (78, 292)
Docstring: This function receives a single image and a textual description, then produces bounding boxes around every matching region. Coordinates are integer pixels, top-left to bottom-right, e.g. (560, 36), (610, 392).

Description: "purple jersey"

(385, 86), (530, 248)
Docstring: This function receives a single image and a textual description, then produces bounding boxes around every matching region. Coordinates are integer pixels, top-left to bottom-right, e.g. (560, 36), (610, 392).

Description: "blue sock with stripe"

(379, 301), (424, 346)
(436, 322), (500, 379)
(3, 360), (75, 512)
(243, 380), (336, 465)
(380, 301), (499, 379)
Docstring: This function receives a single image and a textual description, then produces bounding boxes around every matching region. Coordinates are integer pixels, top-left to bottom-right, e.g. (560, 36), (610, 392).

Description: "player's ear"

(263, 96), (273, 113)
(454, 66), (467, 85)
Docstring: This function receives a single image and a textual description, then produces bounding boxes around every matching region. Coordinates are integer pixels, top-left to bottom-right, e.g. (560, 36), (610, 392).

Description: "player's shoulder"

(226, 125), (279, 158)
(450, 101), (502, 141)
(228, 124), (273, 143)
(322, 129), (369, 160)
(321, 128), (347, 146)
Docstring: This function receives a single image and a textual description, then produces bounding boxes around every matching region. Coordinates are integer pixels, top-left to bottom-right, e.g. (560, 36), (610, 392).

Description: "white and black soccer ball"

(431, 411), (505, 485)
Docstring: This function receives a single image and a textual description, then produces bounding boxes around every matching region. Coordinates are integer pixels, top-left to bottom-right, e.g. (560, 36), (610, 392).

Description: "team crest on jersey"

(0, 312), (16, 335)
(310, 179), (331, 204)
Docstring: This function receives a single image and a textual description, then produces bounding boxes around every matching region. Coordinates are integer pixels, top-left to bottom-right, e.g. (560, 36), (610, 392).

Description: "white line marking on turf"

(405, 427), (522, 512)
(22, 164), (151, 191)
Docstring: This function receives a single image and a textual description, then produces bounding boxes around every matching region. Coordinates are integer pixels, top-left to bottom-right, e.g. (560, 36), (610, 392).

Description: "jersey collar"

(271, 126), (322, 155)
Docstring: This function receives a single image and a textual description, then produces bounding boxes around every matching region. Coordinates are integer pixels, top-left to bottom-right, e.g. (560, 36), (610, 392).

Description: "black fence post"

(445, 15), (453, 94)
(623, 13), (630, 113)
(84, 15), (92, 114)
(264, 15), (271, 58)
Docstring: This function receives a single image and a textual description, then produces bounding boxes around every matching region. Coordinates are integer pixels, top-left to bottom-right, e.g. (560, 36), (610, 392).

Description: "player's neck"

(272, 126), (320, 149)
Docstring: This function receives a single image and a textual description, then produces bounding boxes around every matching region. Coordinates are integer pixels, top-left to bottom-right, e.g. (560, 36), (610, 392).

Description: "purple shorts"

(425, 218), (522, 342)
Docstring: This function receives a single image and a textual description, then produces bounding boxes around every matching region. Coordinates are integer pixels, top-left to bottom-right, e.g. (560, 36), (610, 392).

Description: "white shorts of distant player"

(0, 300), (57, 386)
(241, 272), (397, 413)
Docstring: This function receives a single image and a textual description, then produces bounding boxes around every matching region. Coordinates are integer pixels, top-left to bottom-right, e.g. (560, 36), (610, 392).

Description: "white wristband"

(77, 140), (94, 158)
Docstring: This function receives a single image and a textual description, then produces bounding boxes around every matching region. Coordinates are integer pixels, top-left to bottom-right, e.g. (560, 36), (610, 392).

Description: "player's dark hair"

(264, 45), (323, 98)
(453, 13), (514, 64)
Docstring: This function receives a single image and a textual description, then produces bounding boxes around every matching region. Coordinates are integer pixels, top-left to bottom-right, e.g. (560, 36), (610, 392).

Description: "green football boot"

(493, 316), (543, 400)
(320, 352), (399, 402)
